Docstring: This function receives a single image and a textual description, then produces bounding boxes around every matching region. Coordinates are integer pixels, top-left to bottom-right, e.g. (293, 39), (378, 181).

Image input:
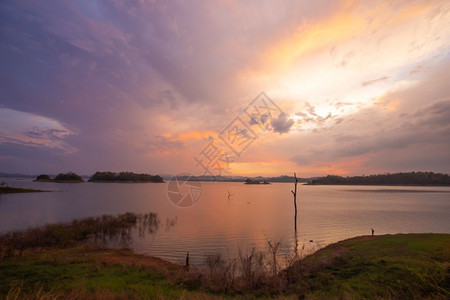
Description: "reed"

(0, 212), (160, 260)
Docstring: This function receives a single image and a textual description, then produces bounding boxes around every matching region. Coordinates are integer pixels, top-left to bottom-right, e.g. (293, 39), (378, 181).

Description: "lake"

(1, 178), (449, 267)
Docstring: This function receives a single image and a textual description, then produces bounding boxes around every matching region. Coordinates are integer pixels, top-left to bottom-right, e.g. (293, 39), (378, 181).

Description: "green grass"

(0, 234), (448, 299)
(0, 261), (176, 298)
(0, 247), (225, 299)
(0, 186), (47, 194)
(289, 234), (450, 299)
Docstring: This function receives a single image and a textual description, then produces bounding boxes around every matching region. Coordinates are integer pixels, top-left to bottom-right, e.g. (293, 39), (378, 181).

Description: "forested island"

(308, 171), (450, 186)
(88, 171), (164, 183)
(34, 172), (84, 183)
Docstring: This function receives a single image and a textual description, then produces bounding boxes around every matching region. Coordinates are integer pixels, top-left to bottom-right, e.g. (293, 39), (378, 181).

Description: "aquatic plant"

(0, 212), (161, 259)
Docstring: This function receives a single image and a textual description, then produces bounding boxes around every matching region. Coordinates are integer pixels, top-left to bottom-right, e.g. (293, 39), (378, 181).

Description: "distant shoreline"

(307, 183), (450, 187)
(0, 186), (49, 194)
(307, 172), (450, 186)
(3, 171), (449, 186)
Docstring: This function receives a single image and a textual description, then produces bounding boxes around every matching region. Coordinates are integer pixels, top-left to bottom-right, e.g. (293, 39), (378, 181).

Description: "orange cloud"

(376, 97), (402, 111)
(177, 131), (217, 140)
(239, 0), (437, 81)
(266, 6), (360, 70)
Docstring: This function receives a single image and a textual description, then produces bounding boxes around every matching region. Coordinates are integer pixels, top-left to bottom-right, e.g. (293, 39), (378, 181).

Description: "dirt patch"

(96, 248), (182, 276)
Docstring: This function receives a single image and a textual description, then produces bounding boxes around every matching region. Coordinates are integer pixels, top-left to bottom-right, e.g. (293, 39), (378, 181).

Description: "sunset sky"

(1, 0), (449, 177)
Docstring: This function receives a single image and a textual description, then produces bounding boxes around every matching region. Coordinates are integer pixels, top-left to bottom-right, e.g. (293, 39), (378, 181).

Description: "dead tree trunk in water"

(291, 172), (299, 256)
(291, 172), (298, 232)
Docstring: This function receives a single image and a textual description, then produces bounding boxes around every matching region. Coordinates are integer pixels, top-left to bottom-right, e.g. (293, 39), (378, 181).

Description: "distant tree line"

(175, 175), (309, 182)
(308, 172), (450, 186)
(244, 178), (270, 184)
(88, 171), (164, 183)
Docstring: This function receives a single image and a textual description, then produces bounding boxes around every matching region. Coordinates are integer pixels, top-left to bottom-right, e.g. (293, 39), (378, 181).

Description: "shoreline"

(0, 186), (49, 194)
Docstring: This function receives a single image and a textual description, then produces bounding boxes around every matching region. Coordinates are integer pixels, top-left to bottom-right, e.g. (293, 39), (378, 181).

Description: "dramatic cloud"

(0, 0), (449, 176)
(0, 108), (76, 153)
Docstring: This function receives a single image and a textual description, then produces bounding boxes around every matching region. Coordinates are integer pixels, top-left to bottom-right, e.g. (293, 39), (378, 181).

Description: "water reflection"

(0, 179), (449, 267)
(0, 212), (178, 258)
(136, 212), (160, 238)
(165, 217), (178, 232)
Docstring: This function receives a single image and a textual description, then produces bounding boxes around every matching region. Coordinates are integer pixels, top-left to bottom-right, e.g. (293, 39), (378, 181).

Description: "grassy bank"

(0, 234), (448, 299)
(287, 234), (449, 299)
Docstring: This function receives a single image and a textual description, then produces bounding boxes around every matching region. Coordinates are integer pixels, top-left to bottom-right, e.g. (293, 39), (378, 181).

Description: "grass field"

(0, 234), (448, 299)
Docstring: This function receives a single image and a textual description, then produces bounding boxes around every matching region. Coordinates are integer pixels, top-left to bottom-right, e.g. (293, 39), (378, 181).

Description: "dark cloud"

(24, 128), (70, 141)
(271, 113), (294, 134)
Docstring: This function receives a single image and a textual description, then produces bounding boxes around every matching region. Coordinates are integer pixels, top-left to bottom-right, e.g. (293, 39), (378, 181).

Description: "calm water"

(1, 178), (449, 267)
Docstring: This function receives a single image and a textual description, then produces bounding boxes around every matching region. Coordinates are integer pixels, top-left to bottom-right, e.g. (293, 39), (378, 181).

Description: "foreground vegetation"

(88, 171), (164, 183)
(308, 171), (450, 186)
(0, 247), (215, 299)
(0, 214), (448, 299)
